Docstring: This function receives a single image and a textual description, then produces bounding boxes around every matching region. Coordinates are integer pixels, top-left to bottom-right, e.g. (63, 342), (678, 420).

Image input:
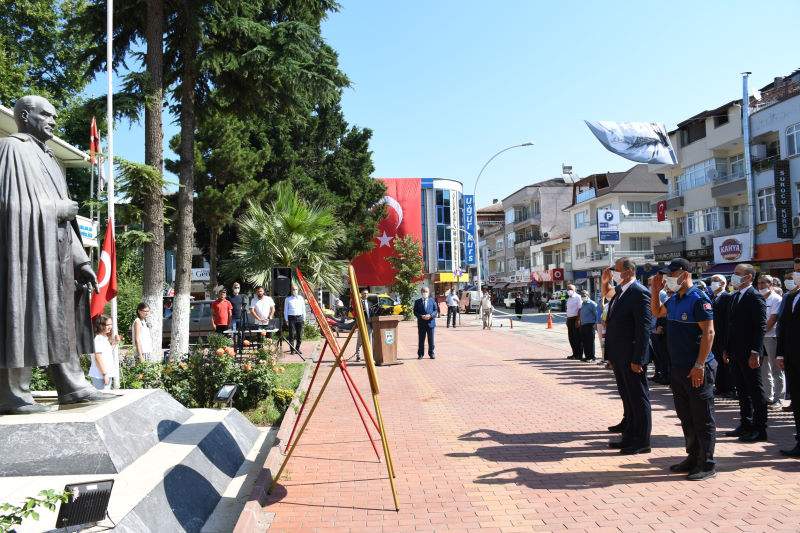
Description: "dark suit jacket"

(776, 290), (800, 362)
(725, 286), (766, 359)
(711, 290), (733, 358)
(414, 298), (438, 329)
(604, 281), (651, 366)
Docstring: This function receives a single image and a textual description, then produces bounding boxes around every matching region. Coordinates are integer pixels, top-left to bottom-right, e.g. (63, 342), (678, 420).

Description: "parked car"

(348, 293), (404, 317)
(162, 300), (216, 348)
(548, 290), (569, 312)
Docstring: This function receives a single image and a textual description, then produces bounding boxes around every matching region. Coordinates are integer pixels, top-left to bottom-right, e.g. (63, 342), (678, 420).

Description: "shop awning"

(438, 272), (470, 282)
(491, 282), (508, 289)
(701, 263), (737, 276)
(507, 282), (529, 289)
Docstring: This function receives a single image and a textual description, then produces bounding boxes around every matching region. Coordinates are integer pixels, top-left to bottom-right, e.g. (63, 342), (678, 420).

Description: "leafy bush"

(1, 489), (70, 532)
(302, 321), (321, 340)
(271, 388), (295, 413)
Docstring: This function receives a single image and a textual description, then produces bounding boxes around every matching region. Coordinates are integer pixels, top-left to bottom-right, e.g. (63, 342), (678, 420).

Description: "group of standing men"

(599, 255), (800, 483)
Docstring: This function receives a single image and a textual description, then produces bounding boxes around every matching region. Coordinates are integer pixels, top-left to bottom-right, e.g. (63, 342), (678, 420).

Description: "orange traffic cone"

(547, 312), (553, 329)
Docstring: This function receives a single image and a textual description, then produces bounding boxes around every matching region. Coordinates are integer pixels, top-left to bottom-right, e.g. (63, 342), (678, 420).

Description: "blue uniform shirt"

(664, 285), (714, 367)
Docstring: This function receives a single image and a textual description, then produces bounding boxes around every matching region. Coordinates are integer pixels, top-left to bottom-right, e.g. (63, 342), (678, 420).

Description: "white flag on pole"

(585, 120), (677, 165)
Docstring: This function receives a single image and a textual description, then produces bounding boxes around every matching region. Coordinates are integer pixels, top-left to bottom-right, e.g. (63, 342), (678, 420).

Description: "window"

(543, 251), (553, 266)
(676, 159), (716, 191)
(514, 205), (530, 222)
(676, 217), (686, 238)
(576, 244), (586, 259)
(531, 200), (541, 217)
(680, 120), (707, 146)
(532, 252), (541, 266)
(629, 236), (651, 251)
(731, 204), (748, 228)
(435, 189), (453, 271)
(714, 113), (729, 128)
(758, 187), (776, 222)
(496, 238), (503, 250)
(506, 232), (515, 247)
(788, 123), (800, 157)
(626, 201), (650, 217)
(505, 209), (514, 224)
(685, 208), (728, 234)
(574, 211), (588, 228)
(729, 154), (745, 180)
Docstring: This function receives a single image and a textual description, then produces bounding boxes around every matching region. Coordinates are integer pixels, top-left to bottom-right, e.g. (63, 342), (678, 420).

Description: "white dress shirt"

(284, 295), (306, 319)
(566, 294), (582, 317)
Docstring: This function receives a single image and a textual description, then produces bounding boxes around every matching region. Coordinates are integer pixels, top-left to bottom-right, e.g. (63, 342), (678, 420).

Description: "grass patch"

(243, 362), (307, 426)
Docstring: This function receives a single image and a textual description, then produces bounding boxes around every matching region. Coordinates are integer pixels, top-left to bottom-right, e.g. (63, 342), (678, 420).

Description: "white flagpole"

(107, 0), (119, 386)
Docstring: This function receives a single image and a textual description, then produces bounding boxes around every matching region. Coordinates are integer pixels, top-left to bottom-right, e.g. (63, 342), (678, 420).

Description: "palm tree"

(225, 182), (347, 293)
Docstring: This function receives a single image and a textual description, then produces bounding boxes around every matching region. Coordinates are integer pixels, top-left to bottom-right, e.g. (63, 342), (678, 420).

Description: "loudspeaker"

(272, 266), (292, 296)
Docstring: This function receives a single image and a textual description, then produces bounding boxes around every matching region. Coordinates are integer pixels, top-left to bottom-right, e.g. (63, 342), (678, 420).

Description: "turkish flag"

(91, 218), (118, 317)
(657, 200), (666, 222)
(89, 117), (100, 164)
(351, 178), (423, 286)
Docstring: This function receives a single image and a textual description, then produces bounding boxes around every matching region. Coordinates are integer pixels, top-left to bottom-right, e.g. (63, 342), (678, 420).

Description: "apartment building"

(651, 69), (800, 277)
(530, 233), (571, 294)
(498, 178), (572, 292)
(476, 199), (505, 288)
(566, 164), (670, 296)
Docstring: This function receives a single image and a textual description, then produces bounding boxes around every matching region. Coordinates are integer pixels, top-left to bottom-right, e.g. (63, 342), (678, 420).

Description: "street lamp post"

(473, 142), (534, 294)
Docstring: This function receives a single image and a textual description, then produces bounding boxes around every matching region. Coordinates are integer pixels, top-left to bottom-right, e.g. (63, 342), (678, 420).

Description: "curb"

(232, 345), (317, 533)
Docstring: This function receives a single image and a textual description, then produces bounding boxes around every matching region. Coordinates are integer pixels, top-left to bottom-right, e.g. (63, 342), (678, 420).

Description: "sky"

(92, 0), (800, 209)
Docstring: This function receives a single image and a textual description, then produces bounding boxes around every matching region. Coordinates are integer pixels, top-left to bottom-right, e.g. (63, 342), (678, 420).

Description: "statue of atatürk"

(0, 95), (115, 414)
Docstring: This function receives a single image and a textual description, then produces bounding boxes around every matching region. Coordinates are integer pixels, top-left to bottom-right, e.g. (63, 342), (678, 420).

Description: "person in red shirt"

(211, 288), (233, 334)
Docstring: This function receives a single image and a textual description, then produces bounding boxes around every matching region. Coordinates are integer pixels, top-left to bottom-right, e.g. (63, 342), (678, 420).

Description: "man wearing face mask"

(776, 261), (800, 456)
(710, 275), (735, 399)
(758, 275), (785, 410)
(565, 284), (584, 360)
(284, 285), (306, 355)
(577, 290), (598, 362)
(227, 283), (246, 352)
(651, 258), (718, 480)
(600, 257), (652, 454)
(414, 287), (438, 359)
(723, 263), (768, 442)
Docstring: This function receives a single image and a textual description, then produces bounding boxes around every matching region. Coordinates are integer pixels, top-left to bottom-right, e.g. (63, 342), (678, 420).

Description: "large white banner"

(585, 120), (678, 165)
(712, 233), (752, 263)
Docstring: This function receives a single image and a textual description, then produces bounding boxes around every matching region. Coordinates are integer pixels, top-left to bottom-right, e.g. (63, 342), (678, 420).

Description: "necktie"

(731, 291), (741, 314)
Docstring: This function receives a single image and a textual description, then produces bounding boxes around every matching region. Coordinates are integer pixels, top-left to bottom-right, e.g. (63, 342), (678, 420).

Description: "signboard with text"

(597, 208), (621, 245)
(464, 195), (476, 264)
(712, 233), (751, 263)
(775, 160), (792, 239)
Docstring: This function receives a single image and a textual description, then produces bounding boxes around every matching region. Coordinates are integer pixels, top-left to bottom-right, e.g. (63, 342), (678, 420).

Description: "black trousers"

(287, 315), (304, 351)
(714, 350), (735, 394)
(417, 326), (435, 356)
(580, 324), (596, 359)
(671, 360), (717, 469)
(651, 333), (670, 379)
(612, 360), (651, 448)
(731, 354), (767, 432)
(566, 317), (582, 358)
(447, 306), (458, 327)
(784, 359), (800, 442)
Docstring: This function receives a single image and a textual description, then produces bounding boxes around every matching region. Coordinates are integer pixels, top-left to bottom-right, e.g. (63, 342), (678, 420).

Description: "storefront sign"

(775, 160), (792, 239)
(597, 208), (620, 245)
(531, 268), (564, 282)
(191, 268), (210, 281)
(464, 195), (476, 264)
(685, 246), (713, 260)
(712, 233), (751, 263)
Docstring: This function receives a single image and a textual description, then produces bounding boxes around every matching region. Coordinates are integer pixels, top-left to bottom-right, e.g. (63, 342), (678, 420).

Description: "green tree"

(225, 182), (347, 293)
(386, 235), (424, 320)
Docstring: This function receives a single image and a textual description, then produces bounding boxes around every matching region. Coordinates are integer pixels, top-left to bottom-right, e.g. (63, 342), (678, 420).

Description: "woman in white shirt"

(90, 314), (120, 390)
(132, 302), (154, 363)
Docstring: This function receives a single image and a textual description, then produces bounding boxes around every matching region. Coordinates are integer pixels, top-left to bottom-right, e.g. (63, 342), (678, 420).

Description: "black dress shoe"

(620, 446), (651, 455)
(739, 431), (767, 442)
(669, 457), (696, 473)
(609, 440), (630, 449)
(429, 354), (435, 359)
(779, 444), (800, 457)
(418, 355), (424, 359)
(687, 467), (717, 481)
(63, 391), (118, 405)
(608, 422), (626, 433)
(725, 426), (746, 437)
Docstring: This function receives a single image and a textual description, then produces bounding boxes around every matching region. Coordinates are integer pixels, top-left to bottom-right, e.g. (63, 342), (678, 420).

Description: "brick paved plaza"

(261, 316), (800, 532)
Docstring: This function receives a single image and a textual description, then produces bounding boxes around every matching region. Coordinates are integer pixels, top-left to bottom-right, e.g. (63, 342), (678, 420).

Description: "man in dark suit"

(414, 286), (438, 359)
(776, 262), (800, 456)
(710, 275), (735, 398)
(723, 263), (768, 442)
(600, 257), (653, 455)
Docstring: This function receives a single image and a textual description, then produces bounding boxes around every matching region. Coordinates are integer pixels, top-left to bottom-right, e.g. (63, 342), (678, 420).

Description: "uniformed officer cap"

(659, 257), (691, 274)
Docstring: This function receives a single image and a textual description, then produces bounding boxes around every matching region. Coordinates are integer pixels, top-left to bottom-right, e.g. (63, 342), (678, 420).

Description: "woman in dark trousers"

(514, 293), (525, 320)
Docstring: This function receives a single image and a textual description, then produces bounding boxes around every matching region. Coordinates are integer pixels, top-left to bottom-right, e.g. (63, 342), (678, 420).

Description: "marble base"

(0, 389), (190, 476)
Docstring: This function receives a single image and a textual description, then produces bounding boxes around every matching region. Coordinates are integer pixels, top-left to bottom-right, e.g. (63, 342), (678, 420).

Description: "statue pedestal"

(0, 389), (263, 533)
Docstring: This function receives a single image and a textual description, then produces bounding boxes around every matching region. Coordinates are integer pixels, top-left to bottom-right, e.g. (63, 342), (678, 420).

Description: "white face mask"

(731, 274), (744, 288)
(665, 276), (682, 292)
(233, 288), (240, 294)
(710, 281), (721, 291)
(291, 289), (298, 296)
(611, 271), (623, 284)
(759, 287), (771, 296)
(785, 279), (797, 291)
(567, 290), (575, 297)
(421, 292), (429, 298)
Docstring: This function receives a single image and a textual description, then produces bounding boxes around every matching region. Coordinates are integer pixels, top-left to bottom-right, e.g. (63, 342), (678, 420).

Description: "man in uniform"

(651, 258), (717, 481)
(0, 95), (111, 414)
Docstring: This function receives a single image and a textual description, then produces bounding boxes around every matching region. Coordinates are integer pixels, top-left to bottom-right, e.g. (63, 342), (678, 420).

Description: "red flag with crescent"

(351, 178), (423, 286)
(90, 117), (100, 165)
(657, 200), (666, 222)
(91, 218), (117, 317)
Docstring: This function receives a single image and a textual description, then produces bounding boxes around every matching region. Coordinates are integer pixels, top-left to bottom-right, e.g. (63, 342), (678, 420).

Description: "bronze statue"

(0, 95), (115, 414)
